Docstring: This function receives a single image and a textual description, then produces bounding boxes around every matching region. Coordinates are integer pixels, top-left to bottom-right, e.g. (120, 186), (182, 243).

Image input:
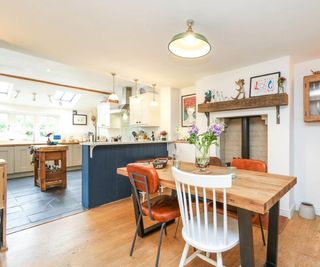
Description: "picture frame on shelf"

(72, 114), (87, 125)
(181, 94), (196, 127)
(249, 72), (280, 97)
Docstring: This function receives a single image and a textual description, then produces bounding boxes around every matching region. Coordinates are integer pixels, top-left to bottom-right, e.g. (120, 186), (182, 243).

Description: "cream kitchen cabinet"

(14, 146), (33, 173)
(129, 93), (160, 126)
(97, 102), (111, 128)
(67, 145), (73, 167)
(72, 144), (82, 166)
(0, 147), (14, 174)
(67, 144), (82, 167)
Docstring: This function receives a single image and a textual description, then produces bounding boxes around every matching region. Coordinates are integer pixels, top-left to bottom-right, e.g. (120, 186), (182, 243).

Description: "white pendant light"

(132, 78), (140, 104)
(108, 72), (119, 103)
(150, 84), (158, 106)
(168, 19), (211, 58)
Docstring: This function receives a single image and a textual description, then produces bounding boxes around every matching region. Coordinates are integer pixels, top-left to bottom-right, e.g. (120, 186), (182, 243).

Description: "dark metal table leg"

(264, 201), (280, 267)
(238, 208), (255, 267)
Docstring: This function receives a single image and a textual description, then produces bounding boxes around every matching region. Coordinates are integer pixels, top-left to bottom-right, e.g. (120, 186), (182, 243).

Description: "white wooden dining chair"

(172, 167), (239, 267)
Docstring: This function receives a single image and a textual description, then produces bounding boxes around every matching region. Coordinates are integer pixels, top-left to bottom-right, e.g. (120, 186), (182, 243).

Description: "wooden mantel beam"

(198, 93), (288, 113)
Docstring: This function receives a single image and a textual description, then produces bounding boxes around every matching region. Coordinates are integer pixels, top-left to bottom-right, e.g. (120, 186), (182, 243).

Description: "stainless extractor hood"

(110, 87), (132, 114)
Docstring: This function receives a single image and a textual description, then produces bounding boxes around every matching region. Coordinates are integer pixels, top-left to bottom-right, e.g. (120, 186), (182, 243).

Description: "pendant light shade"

(108, 72), (119, 103)
(168, 19), (211, 58)
(150, 84), (158, 106)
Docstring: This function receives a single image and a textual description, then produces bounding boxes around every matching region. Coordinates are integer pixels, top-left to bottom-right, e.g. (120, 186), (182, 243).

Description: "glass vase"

(195, 145), (210, 171)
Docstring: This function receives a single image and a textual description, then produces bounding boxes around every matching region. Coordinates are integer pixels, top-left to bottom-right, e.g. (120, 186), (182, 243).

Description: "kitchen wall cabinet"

(14, 146), (33, 173)
(0, 147), (14, 174)
(129, 93), (160, 126)
(97, 102), (111, 128)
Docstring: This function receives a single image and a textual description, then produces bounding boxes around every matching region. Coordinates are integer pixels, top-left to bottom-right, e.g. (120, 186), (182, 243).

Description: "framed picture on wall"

(249, 72), (280, 97)
(181, 94), (196, 127)
(73, 114), (87, 125)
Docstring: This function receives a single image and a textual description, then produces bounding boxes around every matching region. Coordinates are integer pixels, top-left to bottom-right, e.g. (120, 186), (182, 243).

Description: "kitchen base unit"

(81, 141), (170, 209)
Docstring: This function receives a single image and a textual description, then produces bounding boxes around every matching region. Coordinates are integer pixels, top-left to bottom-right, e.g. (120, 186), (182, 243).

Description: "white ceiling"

(1, 0), (320, 88)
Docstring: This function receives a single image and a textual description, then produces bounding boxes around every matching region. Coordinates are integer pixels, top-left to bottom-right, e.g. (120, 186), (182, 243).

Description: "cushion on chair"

(141, 195), (180, 222)
(127, 163), (160, 194)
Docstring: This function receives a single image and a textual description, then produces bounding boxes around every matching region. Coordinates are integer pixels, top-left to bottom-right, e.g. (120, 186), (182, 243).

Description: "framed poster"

(73, 114), (87, 125)
(249, 72), (280, 97)
(181, 94), (196, 127)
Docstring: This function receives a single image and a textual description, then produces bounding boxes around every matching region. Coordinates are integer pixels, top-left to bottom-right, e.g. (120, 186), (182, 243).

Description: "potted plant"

(160, 130), (168, 141)
(187, 122), (224, 171)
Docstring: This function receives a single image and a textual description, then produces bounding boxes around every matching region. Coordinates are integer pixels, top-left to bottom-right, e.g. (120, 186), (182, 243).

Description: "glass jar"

(195, 146), (210, 171)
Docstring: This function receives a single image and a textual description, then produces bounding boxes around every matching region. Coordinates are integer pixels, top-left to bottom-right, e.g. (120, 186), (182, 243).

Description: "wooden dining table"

(117, 161), (297, 267)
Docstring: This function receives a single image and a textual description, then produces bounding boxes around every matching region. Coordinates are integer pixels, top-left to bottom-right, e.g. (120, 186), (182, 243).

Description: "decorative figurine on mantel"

(278, 76), (286, 93)
(204, 90), (213, 103)
(232, 79), (245, 100)
(311, 70), (320, 75)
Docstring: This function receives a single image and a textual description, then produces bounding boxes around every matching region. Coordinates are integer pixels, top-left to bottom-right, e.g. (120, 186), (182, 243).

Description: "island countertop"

(81, 140), (173, 146)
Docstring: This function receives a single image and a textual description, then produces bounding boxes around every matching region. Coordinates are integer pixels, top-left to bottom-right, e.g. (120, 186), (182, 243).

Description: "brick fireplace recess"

(220, 116), (268, 165)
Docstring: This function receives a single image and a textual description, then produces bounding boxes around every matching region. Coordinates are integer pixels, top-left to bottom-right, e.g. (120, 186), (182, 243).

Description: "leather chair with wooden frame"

(209, 158), (267, 246)
(127, 163), (180, 267)
(209, 157), (223, 167)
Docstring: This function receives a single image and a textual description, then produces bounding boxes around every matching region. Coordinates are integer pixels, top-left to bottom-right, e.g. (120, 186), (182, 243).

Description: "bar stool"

(127, 163), (180, 267)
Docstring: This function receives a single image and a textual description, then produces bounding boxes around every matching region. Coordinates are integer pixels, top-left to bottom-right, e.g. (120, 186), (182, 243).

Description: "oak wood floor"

(0, 197), (319, 267)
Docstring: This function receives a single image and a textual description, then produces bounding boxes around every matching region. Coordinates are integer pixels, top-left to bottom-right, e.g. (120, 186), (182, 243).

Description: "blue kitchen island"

(81, 141), (171, 209)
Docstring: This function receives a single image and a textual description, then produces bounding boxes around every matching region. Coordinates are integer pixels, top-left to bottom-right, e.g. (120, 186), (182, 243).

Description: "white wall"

(294, 58), (320, 215)
(195, 56), (295, 218)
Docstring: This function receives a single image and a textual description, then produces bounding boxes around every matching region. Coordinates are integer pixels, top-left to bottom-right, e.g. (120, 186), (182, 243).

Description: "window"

(39, 115), (58, 138)
(0, 113), (9, 139)
(53, 90), (77, 103)
(13, 114), (35, 141)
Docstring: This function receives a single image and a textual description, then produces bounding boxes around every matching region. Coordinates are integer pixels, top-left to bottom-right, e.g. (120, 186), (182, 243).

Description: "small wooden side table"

(0, 159), (7, 251)
(33, 145), (68, 192)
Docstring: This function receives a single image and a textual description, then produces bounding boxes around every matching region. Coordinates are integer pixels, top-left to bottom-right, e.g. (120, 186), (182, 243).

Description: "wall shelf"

(198, 93), (288, 124)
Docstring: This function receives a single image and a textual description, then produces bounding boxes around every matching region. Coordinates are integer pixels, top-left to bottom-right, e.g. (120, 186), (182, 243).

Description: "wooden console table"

(33, 145), (68, 191)
(0, 159), (7, 251)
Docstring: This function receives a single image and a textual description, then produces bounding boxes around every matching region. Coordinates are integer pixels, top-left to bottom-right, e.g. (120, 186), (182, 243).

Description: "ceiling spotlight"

(108, 72), (119, 103)
(32, 92), (37, 101)
(132, 79), (140, 104)
(168, 19), (211, 58)
(14, 90), (20, 99)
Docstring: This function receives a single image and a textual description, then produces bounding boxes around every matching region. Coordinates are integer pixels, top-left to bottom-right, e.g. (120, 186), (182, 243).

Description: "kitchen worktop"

(81, 140), (173, 146)
(0, 141), (80, 147)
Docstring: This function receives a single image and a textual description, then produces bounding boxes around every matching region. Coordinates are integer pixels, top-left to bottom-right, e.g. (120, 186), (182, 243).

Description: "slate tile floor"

(7, 170), (84, 234)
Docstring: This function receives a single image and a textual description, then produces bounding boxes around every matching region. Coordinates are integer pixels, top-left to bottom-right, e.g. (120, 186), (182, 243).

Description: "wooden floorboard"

(0, 197), (319, 267)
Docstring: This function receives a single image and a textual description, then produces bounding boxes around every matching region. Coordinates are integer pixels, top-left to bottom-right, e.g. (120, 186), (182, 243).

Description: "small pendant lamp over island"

(150, 83), (158, 106)
(108, 72), (119, 103)
(132, 78), (140, 104)
(168, 19), (211, 58)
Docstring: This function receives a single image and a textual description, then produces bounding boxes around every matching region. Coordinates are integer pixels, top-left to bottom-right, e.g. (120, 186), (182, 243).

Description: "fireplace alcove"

(219, 116), (268, 166)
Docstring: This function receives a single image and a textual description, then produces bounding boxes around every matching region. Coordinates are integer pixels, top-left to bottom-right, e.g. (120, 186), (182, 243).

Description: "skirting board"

(280, 203), (296, 219)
